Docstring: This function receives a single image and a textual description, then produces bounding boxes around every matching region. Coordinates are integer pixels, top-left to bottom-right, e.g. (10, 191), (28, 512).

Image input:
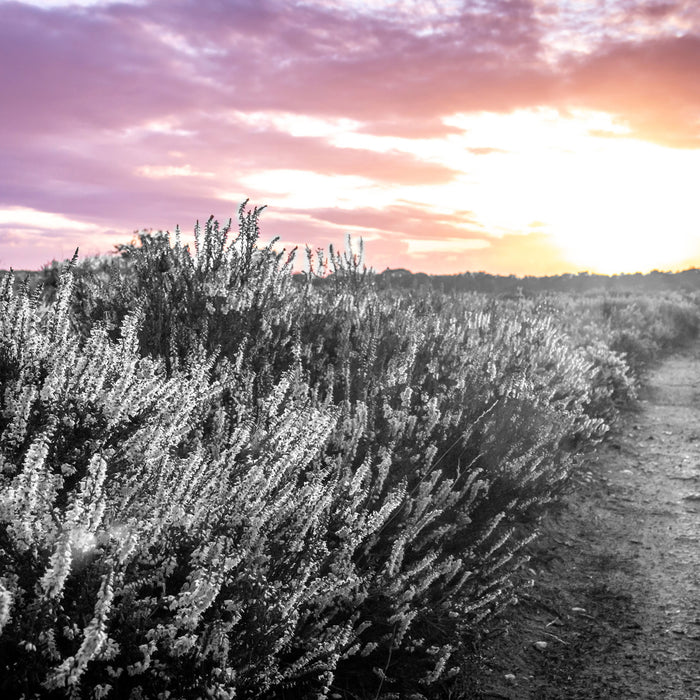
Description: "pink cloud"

(0, 0), (551, 138)
(292, 203), (487, 243)
(560, 34), (700, 147)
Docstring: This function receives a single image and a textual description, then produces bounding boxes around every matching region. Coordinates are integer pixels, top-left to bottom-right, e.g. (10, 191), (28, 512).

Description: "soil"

(462, 344), (700, 699)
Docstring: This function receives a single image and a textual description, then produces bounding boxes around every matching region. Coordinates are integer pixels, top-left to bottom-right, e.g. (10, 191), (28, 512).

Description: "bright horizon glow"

(218, 107), (700, 275)
(441, 109), (700, 274)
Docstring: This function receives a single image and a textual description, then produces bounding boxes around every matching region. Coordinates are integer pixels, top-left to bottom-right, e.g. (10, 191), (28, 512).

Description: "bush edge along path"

(466, 343), (700, 699)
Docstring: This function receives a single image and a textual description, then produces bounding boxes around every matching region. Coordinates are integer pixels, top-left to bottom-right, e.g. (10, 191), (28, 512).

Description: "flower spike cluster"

(1, 203), (698, 698)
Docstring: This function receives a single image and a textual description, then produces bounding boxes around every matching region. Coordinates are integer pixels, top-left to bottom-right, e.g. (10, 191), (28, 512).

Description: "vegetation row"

(1, 203), (699, 698)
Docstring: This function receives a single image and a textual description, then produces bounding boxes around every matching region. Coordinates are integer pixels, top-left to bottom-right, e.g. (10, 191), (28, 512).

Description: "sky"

(1, 0), (700, 275)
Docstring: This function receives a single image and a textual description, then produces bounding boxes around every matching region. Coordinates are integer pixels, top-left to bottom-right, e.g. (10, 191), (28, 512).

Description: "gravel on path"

(461, 344), (700, 700)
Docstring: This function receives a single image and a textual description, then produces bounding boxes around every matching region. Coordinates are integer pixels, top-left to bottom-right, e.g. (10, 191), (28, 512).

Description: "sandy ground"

(462, 343), (700, 699)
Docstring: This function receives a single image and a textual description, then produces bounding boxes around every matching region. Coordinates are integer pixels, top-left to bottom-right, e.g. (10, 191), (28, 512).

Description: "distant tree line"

(363, 267), (700, 296)
(6, 254), (700, 299)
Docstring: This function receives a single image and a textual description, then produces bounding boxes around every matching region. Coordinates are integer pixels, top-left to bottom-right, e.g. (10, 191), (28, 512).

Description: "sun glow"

(228, 108), (700, 275)
(436, 109), (700, 274)
(543, 139), (699, 273)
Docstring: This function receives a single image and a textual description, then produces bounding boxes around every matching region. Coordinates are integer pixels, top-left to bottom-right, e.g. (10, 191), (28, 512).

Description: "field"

(1, 203), (699, 699)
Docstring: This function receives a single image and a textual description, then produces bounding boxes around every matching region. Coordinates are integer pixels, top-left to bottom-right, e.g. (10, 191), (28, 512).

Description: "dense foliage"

(2, 203), (699, 699)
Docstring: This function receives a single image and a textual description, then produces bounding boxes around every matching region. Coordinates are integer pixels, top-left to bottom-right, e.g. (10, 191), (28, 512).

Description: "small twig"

(571, 609), (596, 620)
(373, 624), (397, 700)
(542, 630), (569, 645)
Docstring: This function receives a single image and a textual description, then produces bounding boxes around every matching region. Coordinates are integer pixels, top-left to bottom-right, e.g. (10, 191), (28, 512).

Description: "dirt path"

(465, 344), (700, 699)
